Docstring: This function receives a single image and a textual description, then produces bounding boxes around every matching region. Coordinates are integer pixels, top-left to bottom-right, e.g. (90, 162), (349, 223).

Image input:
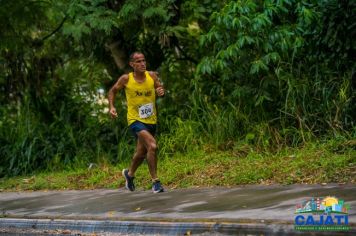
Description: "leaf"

(250, 60), (268, 74)
(143, 6), (167, 20)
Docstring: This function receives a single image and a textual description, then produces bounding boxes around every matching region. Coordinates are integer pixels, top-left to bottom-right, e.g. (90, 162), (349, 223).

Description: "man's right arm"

(108, 74), (128, 118)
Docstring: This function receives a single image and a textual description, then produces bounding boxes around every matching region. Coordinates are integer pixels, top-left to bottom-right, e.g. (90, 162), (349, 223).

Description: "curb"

(1, 218), (354, 235)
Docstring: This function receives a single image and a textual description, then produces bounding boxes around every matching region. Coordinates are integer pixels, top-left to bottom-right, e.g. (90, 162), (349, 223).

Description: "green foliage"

(0, 0), (51, 51)
(312, 0), (356, 70)
(198, 0), (314, 84)
(159, 118), (202, 155)
(196, 0), (355, 137)
(0, 0), (354, 178)
(64, 0), (119, 41)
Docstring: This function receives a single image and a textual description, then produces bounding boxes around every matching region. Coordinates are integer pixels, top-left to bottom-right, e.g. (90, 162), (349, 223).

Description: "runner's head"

(129, 52), (146, 73)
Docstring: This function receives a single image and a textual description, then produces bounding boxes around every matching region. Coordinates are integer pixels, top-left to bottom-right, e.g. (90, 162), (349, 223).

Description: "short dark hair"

(129, 51), (144, 62)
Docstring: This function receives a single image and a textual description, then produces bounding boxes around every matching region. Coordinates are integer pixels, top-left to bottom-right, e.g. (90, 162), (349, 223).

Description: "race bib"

(138, 103), (153, 119)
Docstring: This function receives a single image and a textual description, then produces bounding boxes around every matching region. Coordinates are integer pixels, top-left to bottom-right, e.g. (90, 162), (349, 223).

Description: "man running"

(108, 52), (165, 193)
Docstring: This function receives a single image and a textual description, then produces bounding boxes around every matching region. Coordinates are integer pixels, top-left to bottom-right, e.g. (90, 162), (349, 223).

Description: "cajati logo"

(294, 196), (350, 231)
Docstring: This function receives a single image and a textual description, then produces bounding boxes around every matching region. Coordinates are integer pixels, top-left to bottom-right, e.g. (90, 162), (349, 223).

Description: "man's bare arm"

(150, 71), (165, 97)
(108, 74), (128, 118)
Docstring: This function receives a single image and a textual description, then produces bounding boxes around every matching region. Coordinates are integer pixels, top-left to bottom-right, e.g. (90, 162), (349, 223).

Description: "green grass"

(0, 141), (354, 191)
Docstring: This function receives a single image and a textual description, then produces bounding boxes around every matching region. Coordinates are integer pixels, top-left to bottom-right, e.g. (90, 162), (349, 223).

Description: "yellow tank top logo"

(135, 90), (153, 97)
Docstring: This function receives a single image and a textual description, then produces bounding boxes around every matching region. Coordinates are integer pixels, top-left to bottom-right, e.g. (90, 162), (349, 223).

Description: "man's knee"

(148, 142), (157, 152)
(137, 130), (157, 152)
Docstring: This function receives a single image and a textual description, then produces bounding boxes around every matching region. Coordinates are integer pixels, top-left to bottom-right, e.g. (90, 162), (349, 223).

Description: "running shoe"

(122, 169), (135, 191)
(152, 180), (164, 193)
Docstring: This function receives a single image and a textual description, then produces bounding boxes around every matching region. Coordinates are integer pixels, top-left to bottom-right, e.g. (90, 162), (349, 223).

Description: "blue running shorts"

(129, 120), (156, 139)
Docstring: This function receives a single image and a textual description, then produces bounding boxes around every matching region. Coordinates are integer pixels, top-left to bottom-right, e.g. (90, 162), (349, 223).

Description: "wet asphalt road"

(0, 184), (355, 235)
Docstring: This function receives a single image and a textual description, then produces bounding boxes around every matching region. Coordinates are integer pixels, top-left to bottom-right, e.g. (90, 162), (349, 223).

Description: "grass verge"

(0, 141), (355, 191)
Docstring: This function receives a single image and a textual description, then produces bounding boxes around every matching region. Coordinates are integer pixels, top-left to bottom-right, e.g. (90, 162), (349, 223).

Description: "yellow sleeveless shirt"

(125, 71), (157, 125)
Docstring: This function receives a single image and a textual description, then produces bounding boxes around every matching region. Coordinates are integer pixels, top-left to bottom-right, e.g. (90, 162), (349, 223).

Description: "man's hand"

(109, 107), (118, 118)
(156, 86), (165, 97)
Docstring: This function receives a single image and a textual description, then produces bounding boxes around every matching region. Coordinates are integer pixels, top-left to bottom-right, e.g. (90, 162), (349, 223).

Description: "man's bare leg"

(137, 130), (158, 180)
(128, 138), (147, 177)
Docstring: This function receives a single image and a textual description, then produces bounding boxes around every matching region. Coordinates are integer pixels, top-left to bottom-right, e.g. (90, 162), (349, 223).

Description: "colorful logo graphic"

(294, 196), (350, 231)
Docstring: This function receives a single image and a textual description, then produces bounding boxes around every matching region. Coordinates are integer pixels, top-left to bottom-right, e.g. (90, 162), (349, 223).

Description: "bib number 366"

(138, 103), (153, 119)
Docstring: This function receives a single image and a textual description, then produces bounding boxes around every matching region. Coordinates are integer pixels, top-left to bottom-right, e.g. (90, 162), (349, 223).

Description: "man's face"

(130, 53), (146, 72)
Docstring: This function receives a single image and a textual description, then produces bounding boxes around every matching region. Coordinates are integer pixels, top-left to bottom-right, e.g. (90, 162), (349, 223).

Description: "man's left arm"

(150, 71), (165, 97)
